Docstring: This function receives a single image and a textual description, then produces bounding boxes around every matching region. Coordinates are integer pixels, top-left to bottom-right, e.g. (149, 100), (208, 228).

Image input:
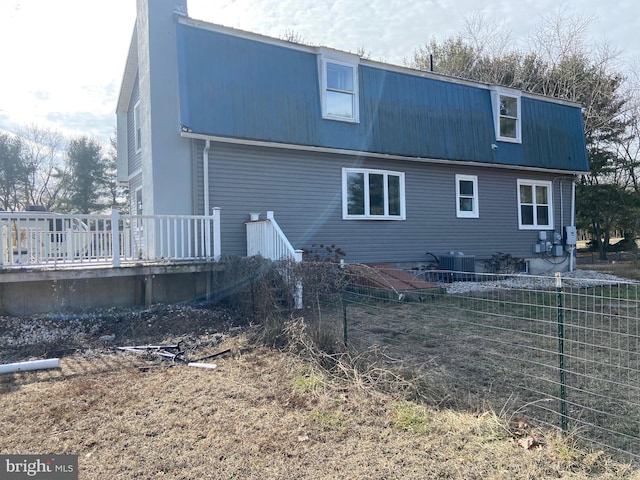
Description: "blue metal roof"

(176, 22), (589, 172)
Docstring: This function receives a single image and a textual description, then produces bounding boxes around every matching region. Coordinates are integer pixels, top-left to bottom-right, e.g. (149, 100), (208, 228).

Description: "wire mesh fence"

(331, 266), (640, 463)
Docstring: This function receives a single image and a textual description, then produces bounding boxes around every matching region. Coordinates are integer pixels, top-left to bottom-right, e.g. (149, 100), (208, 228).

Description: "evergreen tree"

(60, 136), (110, 214)
(0, 132), (26, 211)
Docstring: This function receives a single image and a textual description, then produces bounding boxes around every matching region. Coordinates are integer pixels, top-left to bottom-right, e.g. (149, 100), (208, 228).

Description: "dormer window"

(318, 50), (359, 123)
(490, 86), (521, 143)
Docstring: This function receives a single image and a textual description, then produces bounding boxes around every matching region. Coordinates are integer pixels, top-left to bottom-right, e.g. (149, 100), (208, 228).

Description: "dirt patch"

(0, 302), (239, 363)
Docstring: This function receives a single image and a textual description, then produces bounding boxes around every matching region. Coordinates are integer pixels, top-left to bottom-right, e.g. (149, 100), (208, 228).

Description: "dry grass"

(344, 281), (640, 461)
(1, 333), (638, 479)
(576, 252), (640, 281)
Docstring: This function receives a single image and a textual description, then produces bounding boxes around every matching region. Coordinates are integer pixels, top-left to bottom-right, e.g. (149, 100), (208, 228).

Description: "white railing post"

(212, 207), (221, 261)
(111, 208), (121, 267)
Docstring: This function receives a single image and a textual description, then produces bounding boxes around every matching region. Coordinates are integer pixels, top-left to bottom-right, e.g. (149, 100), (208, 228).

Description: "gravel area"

(441, 268), (638, 294)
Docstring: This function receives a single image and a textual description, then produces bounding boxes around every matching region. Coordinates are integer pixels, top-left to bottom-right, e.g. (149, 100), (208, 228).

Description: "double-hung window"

(343, 168), (405, 220)
(455, 174), (479, 218)
(490, 86), (521, 143)
(517, 179), (553, 229)
(319, 51), (359, 123)
(134, 101), (142, 153)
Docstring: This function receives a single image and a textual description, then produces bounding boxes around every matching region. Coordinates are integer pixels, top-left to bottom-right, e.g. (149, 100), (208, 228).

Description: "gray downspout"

(203, 140), (210, 215)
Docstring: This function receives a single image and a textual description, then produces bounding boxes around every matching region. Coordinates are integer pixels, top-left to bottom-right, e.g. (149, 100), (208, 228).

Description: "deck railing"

(0, 208), (221, 268)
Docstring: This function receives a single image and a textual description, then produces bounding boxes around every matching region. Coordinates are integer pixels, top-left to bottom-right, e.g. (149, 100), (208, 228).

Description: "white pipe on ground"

(187, 362), (217, 370)
(0, 358), (60, 374)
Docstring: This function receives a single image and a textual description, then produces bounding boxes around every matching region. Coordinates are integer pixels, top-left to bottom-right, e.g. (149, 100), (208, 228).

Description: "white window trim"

(455, 174), (479, 218)
(342, 167), (405, 220)
(517, 179), (554, 230)
(490, 86), (521, 144)
(134, 186), (143, 216)
(134, 101), (142, 153)
(318, 50), (360, 123)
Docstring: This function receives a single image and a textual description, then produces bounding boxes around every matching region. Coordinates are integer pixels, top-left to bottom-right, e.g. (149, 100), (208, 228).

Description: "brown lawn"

(1, 326), (638, 479)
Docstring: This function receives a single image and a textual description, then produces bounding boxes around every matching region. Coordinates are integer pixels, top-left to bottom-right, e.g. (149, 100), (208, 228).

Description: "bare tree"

(105, 135), (129, 212)
(280, 29), (307, 45)
(462, 11), (513, 59)
(17, 124), (67, 210)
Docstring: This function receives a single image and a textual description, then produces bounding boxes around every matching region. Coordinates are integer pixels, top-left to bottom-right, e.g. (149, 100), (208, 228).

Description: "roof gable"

(175, 21), (589, 173)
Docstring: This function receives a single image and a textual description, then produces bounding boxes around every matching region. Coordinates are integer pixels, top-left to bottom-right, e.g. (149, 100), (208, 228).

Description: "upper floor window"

(319, 51), (359, 123)
(517, 179), (553, 229)
(343, 168), (405, 220)
(455, 174), (479, 218)
(134, 101), (142, 153)
(490, 86), (521, 143)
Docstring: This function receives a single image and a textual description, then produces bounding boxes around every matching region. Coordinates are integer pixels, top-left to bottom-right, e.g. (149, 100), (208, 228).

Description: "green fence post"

(555, 272), (568, 434)
(342, 291), (348, 347)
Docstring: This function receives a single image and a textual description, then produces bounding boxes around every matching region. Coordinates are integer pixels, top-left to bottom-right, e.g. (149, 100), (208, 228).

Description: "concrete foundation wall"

(0, 264), (219, 316)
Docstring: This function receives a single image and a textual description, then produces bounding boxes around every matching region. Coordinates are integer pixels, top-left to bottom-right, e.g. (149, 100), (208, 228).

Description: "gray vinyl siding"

(127, 74), (142, 176)
(197, 141), (575, 264)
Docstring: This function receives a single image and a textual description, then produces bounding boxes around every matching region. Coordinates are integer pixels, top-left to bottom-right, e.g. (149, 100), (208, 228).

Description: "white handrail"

(246, 211), (302, 262)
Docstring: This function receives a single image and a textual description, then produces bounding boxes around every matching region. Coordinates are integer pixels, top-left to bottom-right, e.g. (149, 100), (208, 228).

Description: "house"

(116, 0), (589, 275)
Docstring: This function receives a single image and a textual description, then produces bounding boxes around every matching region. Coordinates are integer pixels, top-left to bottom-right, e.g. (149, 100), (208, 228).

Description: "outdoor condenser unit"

(439, 253), (476, 272)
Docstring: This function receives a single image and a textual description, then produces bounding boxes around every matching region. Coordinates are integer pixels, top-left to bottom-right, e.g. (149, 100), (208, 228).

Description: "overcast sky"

(1, 0), (639, 145)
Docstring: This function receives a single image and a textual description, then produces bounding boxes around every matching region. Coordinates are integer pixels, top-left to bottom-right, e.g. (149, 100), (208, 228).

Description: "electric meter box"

(563, 226), (577, 245)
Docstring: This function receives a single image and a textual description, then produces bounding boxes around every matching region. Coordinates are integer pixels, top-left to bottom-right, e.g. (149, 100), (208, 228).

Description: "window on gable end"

(455, 174), (479, 218)
(134, 101), (142, 153)
(319, 51), (359, 123)
(490, 86), (521, 143)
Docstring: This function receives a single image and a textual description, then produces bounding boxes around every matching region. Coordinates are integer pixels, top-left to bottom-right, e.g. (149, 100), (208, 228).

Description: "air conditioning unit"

(439, 253), (476, 272)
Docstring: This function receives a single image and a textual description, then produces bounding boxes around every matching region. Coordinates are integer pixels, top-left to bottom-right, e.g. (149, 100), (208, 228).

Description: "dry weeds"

(1, 332), (638, 479)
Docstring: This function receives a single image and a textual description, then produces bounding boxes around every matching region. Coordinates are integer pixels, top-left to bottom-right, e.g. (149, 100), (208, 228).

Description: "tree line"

(409, 10), (640, 259)
(0, 126), (125, 215)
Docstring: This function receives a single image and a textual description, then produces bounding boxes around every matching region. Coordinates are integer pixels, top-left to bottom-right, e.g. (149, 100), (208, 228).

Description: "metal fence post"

(342, 292), (348, 347)
(555, 272), (568, 434)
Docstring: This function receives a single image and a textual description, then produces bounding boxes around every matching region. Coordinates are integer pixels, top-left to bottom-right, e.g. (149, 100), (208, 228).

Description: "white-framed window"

(455, 174), (479, 218)
(342, 168), (405, 220)
(490, 86), (521, 143)
(319, 52), (359, 123)
(134, 101), (142, 153)
(135, 187), (143, 216)
(517, 179), (553, 229)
